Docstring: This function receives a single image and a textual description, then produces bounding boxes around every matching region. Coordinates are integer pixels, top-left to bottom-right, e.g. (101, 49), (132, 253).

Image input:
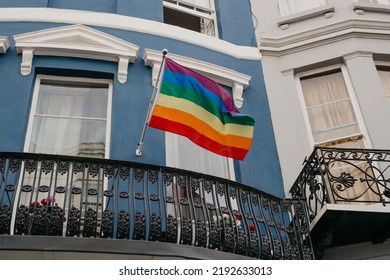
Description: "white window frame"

(295, 64), (372, 149)
(163, 0), (219, 37)
(24, 74), (113, 159)
(278, 0), (327, 17)
(358, 0), (390, 4)
(376, 61), (390, 103)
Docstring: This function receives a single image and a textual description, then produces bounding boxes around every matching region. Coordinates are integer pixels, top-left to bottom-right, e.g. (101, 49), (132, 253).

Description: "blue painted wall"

(215, 0), (257, 46)
(0, 3), (284, 198)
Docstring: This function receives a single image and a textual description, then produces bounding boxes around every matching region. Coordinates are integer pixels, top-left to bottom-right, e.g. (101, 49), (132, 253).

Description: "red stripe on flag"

(149, 115), (249, 160)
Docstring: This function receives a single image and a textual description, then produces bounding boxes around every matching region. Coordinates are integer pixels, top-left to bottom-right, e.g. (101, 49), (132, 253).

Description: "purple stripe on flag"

(165, 58), (239, 114)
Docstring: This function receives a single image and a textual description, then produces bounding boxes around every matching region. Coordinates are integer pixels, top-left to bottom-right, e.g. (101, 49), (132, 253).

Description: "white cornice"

(13, 24), (140, 83)
(0, 8), (261, 61)
(0, 36), (9, 53)
(143, 49), (251, 108)
(260, 19), (390, 57)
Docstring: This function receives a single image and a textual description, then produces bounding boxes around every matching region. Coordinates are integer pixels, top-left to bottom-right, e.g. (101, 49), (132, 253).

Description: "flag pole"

(136, 49), (168, 156)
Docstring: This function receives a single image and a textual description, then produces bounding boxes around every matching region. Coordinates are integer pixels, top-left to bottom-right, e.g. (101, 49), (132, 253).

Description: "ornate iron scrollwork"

(209, 221), (220, 249)
(150, 212), (162, 241)
(49, 205), (64, 236)
(14, 205), (29, 235)
(181, 217), (192, 245)
(0, 204), (11, 234)
(222, 224), (234, 253)
(117, 210), (130, 239)
(166, 214), (177, 243)
(249, 231), (259, 258)
(133, 211), (146, 240)
(66, 206), (80, 236)
(235, 227), (247, 255)
(83, 207), (97, 237)
(101, 209), (114, 238)
(196, 219), (206, 247)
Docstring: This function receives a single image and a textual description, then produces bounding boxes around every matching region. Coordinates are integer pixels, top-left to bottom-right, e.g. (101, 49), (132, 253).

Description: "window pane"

(377, 68), (390, 103)
(29, 116), (106, 157)
(301, 70), (360, 143)
(28, 78), (110, 158)
(278, 0), (325, 16)
(37, 82), (108, 118)
(358, 0), (390, 4)
(166, 133), (232, 180)
(163, 0), (216, 36)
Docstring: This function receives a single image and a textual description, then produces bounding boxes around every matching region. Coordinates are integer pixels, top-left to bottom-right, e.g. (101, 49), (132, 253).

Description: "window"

(166, 133), (235, 180)
(278, 0), (326, 16)
(377, 66), (390, 103)
(25, 75), (112, 158)
(163, 0), (217, 36)
(18, 75), (113, 236)
(358, 0), (390, 4)
(297, 67), (382, 204)
(299, 68), (363, 147)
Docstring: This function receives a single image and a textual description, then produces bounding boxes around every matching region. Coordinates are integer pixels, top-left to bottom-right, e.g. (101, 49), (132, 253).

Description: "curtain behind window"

(300, 70), (380, 204)
(300, 71), (360, 144)
(378, 68), (390, 103)
(28, 81), (108, 158)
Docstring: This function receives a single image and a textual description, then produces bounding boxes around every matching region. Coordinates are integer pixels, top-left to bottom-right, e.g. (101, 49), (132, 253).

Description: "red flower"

(40, 196), (55, 205)
(248, 224), (256, 231)
(30, 201), (40, 207)
(234, 214), (241, 220)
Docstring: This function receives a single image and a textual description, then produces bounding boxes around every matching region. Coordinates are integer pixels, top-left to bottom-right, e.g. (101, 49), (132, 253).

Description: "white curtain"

(378, 69), (390, 103)
(300, 71), (360, 144)
(300, 71), (381, 204)
(166, 133), (233, 180)
(28, 82), (108, 158)
(278, 0), (325, 16)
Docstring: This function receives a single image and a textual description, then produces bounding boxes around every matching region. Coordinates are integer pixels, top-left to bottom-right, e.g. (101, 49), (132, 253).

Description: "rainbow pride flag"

(149, 58), (255, 160)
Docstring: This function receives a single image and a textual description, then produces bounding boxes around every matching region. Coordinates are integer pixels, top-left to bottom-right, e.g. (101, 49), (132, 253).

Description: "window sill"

(353, 3), (390, 15)
(277, 4), (335, 30)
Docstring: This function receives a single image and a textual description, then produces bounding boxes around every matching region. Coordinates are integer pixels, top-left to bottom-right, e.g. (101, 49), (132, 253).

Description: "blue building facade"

(0, 0), (284, 197)
(0, 1), (316, 260)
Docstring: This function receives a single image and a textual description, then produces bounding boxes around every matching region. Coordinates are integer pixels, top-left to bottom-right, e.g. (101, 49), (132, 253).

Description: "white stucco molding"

(343, 51), (373, 62)
(260, 19), (390, 57)
(143, 49), (251, 108)
(0, 36), (9, 53)
(13, 24), (140, 83)
(353, 3), (390, 15)
(0, 8), (261, 61)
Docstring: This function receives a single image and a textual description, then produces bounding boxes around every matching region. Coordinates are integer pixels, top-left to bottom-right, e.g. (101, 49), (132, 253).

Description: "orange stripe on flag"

(151, 104), (252, 150)
(149, 115), (249, 160)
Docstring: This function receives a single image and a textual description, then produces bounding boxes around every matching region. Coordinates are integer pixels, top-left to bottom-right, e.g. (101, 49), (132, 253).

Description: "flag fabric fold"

(149, 58), (255, 160)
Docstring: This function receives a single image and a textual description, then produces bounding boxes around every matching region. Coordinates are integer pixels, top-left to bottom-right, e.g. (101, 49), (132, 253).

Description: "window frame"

(376, 61), (390, 103)
(358, 0), (390, 4)
(295, 64), (371, 149)
(278, 0), (327, 17)
(163, 0), (218, 37)
(24, 74), (113, 159)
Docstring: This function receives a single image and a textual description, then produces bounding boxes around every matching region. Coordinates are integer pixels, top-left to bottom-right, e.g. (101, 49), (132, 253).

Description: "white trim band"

(0, 8), (261, 61)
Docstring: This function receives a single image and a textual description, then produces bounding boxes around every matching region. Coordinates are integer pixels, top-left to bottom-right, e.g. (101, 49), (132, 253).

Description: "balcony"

(291, 147), (390, 259)
(0, 152), (313, 260)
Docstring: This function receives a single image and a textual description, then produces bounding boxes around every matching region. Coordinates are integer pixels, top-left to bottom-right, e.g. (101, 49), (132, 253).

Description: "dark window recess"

(163, 7), (201, 32)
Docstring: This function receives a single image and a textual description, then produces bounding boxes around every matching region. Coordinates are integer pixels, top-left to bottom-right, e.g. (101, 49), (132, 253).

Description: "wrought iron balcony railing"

(290, 147), (390, 221)
(0, 152), (313, 259)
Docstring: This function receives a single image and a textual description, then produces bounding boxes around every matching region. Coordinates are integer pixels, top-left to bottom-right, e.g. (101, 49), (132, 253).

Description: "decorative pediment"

(143, 49), (251, 108)
(13, 25), (140, 83)
(0, 36), (9, 53)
